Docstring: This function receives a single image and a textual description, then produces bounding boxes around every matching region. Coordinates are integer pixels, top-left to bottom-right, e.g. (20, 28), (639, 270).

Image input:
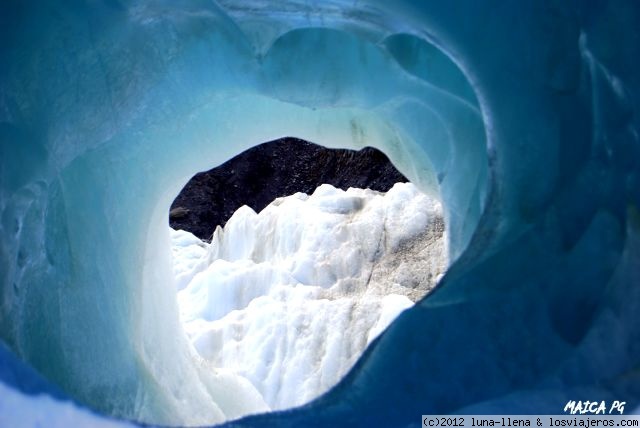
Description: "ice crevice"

(0, 0), (639, 427)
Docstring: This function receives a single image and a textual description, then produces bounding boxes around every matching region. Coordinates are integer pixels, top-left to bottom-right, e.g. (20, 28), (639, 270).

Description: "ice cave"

(0, 0), (639, 427)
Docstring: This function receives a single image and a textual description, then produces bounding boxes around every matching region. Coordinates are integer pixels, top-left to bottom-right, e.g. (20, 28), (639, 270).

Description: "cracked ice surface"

(173, 183), (446, 411)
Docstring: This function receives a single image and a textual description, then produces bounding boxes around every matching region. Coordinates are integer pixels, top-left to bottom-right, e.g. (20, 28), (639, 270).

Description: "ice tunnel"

(0, 0), (639, 427)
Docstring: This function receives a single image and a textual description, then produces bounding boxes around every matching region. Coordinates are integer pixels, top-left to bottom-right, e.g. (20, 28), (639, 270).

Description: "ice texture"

(0, 0), (639, 427)
(174, 183), (446, 411)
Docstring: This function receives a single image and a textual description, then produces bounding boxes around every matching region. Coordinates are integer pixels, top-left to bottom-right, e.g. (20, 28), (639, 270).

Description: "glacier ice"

(0, 380), (133, 428)
(0, 0), (639, 427)
(174, 183), (446, 412)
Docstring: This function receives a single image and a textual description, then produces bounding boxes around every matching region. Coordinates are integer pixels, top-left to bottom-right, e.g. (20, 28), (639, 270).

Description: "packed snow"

(171, 182), (447, 410)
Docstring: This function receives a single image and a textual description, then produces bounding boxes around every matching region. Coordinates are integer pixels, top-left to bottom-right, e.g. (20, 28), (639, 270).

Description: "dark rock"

(169, 137), (408, 240)
(169, 207), (190, 220)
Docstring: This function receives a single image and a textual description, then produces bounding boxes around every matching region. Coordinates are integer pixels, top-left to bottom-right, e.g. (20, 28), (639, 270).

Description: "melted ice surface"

(172, 182), (446, 410)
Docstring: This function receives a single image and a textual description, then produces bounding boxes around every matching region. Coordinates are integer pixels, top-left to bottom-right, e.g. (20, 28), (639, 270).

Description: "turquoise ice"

(0, 0), (638, 426)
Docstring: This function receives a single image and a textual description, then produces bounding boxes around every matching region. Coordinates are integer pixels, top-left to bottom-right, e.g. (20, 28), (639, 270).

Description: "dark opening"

(169, 137), (408, 239)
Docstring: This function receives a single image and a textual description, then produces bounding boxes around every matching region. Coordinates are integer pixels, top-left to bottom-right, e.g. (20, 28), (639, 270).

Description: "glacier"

(174, 183), (446, 412)
(0, 0), (639, 427)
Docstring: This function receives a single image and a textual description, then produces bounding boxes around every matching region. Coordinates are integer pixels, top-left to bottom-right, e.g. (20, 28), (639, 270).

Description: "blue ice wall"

(0, 0), (638, 426)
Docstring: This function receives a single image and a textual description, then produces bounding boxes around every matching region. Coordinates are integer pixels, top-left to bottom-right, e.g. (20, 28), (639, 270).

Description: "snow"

(173, 183), (447, 411)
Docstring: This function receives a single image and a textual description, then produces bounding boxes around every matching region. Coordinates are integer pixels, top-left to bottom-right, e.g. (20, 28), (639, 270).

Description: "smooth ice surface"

(0, 0), (639, 427)
(173, 183), (446, 411)
(0, 381), (132, 428)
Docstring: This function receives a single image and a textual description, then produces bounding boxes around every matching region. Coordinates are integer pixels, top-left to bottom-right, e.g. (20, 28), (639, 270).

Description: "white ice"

(171, 182), (447, 411)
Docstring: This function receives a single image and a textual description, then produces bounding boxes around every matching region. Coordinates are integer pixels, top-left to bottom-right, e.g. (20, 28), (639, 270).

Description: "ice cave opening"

(167, 138), (449, 415)
(0, 11), (495, 426)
